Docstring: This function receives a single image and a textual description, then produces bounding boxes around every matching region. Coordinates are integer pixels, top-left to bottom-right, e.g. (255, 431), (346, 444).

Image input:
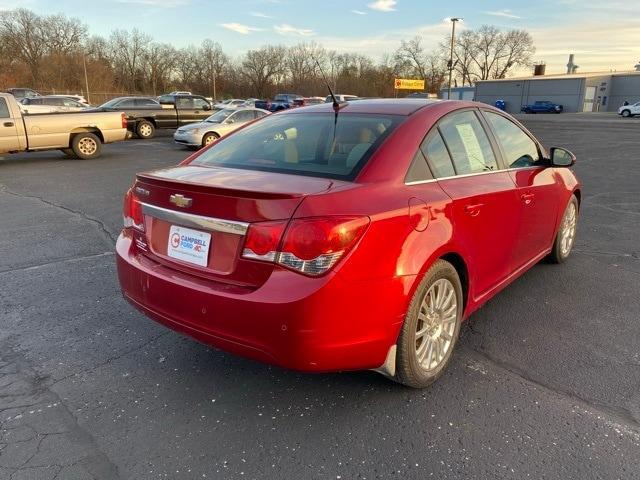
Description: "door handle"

(3, 122), (14, 127)
(521, 193), (535, 205)
(464, 203), (484, 217)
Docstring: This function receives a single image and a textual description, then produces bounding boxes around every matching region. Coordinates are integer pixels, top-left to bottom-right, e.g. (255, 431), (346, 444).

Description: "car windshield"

(205, 109), (235, 123)
(191, 112), (402, 180)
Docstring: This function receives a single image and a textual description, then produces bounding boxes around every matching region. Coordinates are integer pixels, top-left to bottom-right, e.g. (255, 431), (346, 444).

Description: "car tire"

(548, 195), (579, 264)
(395, 259), (463, 388)
(70, 133), (102, 160)
(136, 120), (155, 139)
(60, 148), (76, 158)
(621, 110), (631, 118)
(201, 132), (219, 148)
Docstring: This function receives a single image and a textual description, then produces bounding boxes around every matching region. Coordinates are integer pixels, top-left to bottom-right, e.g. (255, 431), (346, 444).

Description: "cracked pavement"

(0, 119), (639, 479)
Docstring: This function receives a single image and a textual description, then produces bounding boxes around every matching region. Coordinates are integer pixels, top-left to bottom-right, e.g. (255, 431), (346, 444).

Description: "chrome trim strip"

(404, 179), (437, 186)
(404, 168), (502, 186)
(141, 203), (249, 235)
(436, 169), (502, 181)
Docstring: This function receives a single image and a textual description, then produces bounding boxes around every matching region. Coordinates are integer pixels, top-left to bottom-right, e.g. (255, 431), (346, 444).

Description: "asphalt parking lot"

(1, 115), (639, 480)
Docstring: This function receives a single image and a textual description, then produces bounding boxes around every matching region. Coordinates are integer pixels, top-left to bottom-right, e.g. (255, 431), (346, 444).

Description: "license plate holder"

(167, 225), (211, 267)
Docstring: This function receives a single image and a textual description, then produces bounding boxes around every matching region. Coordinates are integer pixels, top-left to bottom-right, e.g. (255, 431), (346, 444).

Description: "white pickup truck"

(0, 93), (128, 159)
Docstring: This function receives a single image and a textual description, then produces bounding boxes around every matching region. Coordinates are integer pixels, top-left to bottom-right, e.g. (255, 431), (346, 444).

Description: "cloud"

(367, 0), (396, 12)
(274, 24), (315, 36)
(351, 9), (367, 15)
(484, 9), (522, 19)
(250, 11), (273, 18)
(315, 19), (452, 58)
(220, 23), (262, 34)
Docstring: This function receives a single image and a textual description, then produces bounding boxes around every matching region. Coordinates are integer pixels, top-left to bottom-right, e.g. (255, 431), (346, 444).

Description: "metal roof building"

(474, 71), (640, 114)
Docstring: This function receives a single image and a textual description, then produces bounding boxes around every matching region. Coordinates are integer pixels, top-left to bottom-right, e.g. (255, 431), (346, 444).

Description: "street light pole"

(447, 17), (462, 101)
(83, 54), (91, 105)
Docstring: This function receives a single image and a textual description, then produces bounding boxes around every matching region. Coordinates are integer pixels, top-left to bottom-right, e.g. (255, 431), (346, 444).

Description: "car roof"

(285, 98), (441, 116)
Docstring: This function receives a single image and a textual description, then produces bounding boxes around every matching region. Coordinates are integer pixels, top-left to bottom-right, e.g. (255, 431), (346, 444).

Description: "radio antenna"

(312, 56), (339, 110)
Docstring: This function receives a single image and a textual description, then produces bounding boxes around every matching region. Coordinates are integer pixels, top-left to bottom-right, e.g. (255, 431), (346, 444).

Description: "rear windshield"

(191, 112), (403, 180)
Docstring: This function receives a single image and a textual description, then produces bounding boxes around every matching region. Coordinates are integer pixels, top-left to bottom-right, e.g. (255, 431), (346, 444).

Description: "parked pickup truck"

(0, 93), (128, 159)
(255, 93), (303, 112)
(89, 94), (213, 139)
(521, 100), (563, 114)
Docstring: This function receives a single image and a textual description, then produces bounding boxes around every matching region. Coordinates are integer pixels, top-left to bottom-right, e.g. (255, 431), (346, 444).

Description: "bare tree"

(393, 36), (445, 92)
(200, 39), (229, 100)
(442, 26), (535, 83)
(241, 46), (286, 98)
(144, 43), (176, 95)
(0, 9), (48, 86)
(109, 29), (151, 91)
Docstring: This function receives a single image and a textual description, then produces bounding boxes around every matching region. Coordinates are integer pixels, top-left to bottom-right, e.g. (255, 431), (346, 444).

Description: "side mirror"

(550, 147), (576, 167)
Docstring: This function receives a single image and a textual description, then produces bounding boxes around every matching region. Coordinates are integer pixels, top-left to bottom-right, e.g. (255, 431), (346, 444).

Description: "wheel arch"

(69, 128), (104, 145)
(573, 188), (582, 208)
(439, 252), (470, 314)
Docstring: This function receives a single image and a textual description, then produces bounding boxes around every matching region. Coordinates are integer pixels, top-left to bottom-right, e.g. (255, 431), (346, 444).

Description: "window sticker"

(455, 123), (486, 170)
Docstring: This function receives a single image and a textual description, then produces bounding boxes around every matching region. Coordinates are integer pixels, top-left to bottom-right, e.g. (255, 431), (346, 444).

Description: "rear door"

(482, 110), (560, 268)
(0, 97), (21, 153)
(425, 109), (520, 298)
(175, 96), (195, 125)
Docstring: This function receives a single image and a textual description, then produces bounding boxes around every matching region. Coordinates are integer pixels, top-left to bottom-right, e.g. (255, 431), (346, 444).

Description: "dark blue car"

(521, 100), (563, 114)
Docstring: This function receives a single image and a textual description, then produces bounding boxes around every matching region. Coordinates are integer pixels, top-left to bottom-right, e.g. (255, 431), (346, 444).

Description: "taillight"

(241, 216), (369, 276)
(242, 221), (287, 262)
(123, 188), (144, 231)
(121, 112), (127, 129)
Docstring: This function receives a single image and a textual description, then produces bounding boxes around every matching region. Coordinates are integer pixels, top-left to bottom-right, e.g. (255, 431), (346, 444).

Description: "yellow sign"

(394, 78), (425, 90)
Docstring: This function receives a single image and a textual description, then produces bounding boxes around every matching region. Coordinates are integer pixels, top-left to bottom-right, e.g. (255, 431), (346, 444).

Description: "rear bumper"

(116, 232), (410, 372)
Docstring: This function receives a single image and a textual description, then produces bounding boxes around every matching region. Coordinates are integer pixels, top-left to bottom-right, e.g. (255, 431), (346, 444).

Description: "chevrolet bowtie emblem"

(169, 194), (193, 208)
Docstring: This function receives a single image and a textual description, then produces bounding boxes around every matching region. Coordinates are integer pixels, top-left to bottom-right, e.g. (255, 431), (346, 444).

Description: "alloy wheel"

(415, 278), (457, 371)
(560, 202), (577, 257)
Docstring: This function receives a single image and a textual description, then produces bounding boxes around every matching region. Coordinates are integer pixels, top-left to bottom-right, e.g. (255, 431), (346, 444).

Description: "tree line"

(0, 8), (535, 103)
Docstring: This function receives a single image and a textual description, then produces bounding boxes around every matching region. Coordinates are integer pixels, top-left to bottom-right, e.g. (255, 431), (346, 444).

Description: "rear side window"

(483, 111), (540, 168)
(421, 130), (455, 178)
(232, 110), (255, 123)
(193, 98), (210, 109)
(135, 98), (158, 107)
(116, 99), (136, 108)
(0, 98), (9, 118)
(192, 113), (402, 180)
(438, 110), (498, 175)
(176, 97), (193, 109)
(405, 149), (433, 183)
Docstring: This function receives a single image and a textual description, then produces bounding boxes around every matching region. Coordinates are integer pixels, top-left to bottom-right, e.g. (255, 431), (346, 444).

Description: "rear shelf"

(131, 165), (338, 288)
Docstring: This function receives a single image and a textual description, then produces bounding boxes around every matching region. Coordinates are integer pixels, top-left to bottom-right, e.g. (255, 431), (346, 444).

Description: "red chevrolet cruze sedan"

(116, 99), (580, 388)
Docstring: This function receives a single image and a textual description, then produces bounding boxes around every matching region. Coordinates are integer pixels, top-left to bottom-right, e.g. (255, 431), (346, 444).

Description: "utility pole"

(447, 17), (462, 101)
(83, 54), (91, 104)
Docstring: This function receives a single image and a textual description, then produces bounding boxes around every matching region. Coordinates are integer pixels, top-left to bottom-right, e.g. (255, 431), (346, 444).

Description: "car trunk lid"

(131, 165), (335, 287)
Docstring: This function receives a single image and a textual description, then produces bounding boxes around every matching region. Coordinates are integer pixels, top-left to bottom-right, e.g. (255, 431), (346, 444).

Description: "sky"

(12, 0), (640, 75)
